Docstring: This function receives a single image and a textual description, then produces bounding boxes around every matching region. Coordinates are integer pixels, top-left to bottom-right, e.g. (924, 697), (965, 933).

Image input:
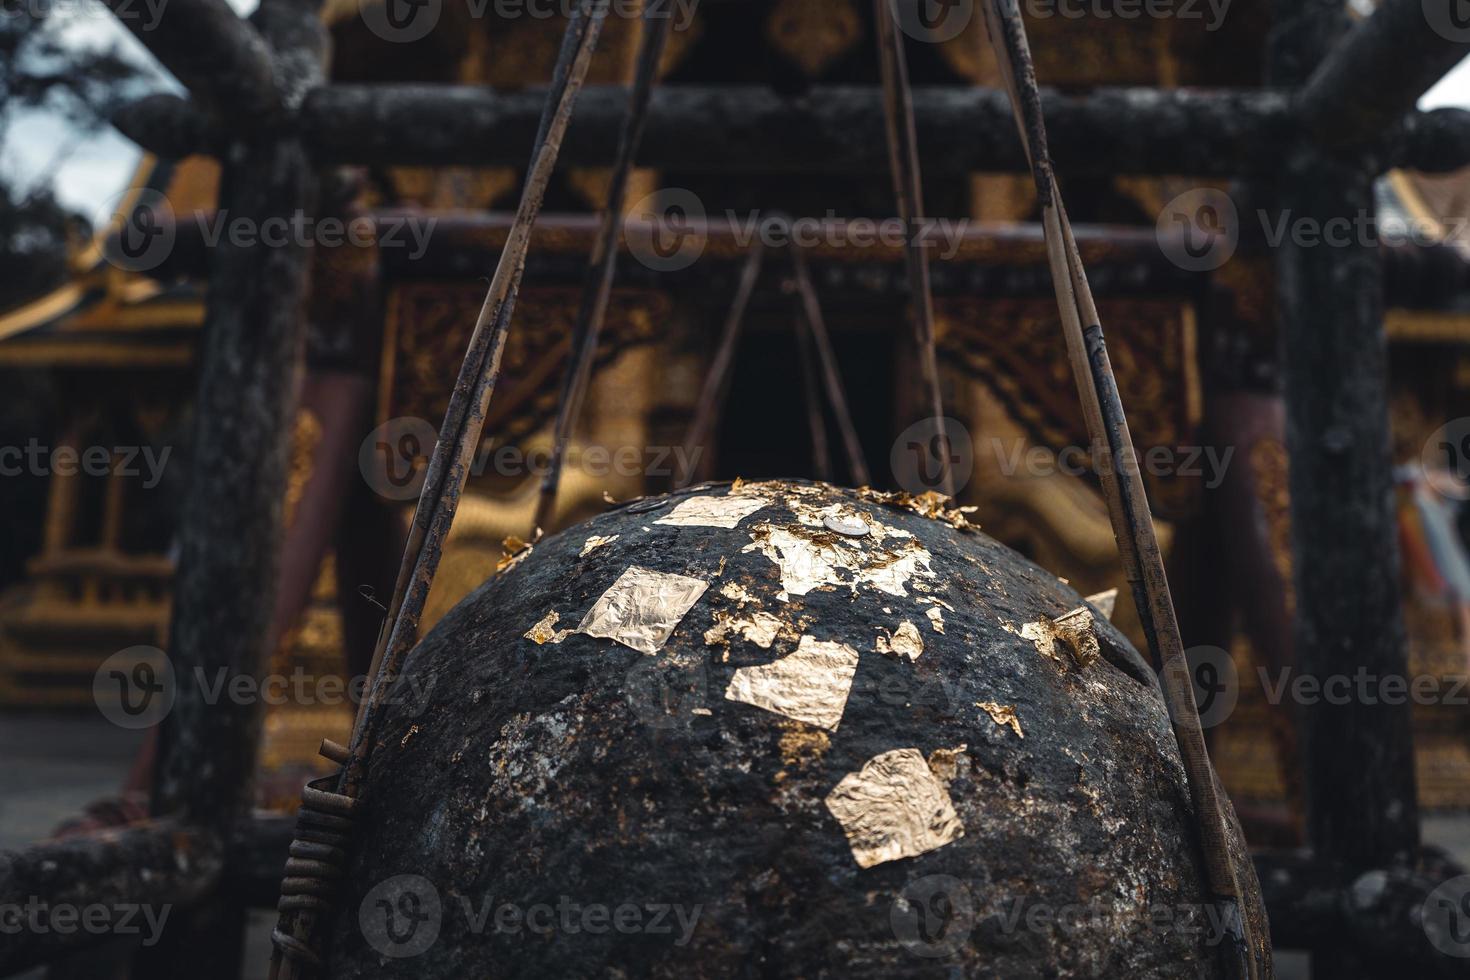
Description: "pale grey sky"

(8, 1), (1470, 229)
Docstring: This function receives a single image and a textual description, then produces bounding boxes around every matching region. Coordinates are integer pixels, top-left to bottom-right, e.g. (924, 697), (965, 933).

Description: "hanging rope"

(268, 4), (609, 975)
(532, 4), (675, 535)
(873, 0), (954, 497)
(979, 2), (1259, 977)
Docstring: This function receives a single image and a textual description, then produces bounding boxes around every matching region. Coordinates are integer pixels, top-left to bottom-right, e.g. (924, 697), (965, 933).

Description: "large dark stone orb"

(328, 481), (1269, 978)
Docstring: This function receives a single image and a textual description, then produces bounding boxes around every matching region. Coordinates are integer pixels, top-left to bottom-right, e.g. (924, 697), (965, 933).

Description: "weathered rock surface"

(328, 481), (1270, 978)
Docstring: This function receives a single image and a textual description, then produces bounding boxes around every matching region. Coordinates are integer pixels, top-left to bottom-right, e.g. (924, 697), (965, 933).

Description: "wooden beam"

(0, 822), (221, 975)
(1395, 106), (1470, 173)
(115, 84), (1295, 176)
(1296, 0), (1470, 150)
(100, 0), (282, 121)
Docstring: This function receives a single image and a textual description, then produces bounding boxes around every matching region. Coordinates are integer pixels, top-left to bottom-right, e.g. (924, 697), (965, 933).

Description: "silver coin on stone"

(824, 515), (870, 538)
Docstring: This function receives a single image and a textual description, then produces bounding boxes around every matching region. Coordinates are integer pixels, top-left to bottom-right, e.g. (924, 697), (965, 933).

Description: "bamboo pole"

(980, 1), (1258, 976)
(873, 0), (953, 496)
(267, 5), (609, 976)
(533, 6), (675, 534)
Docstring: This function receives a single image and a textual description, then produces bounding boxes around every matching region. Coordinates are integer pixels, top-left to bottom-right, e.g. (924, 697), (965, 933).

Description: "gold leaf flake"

(1011, 606), (1100, 669)
(741, 521), (934, 602)
(654, 494), (770, 529)
(853, 487), (979, 531)
(580, 534), (619, 557)
(824, 748), (965, 868)
(704, 610), (784, 649)
(719, 581), (757, 605)
(576, 566), (709, 655)
(926, 606), (946, 634)
(524, 610), (571, 645)
(926, 744), (969, 782)
(778, 723), (830, 766)
(977, 701), (1023, 738)
(875, 620), (924, 662)
(498, 534), (536, 572)
(1084, 588), (1119, 621)
(724, 635), (860, 731)
(1052, 607), (1101, 667)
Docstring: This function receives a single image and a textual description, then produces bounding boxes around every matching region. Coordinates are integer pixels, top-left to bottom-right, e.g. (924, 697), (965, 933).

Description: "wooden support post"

(132, 134), (316, 976)
(1276, 152), (1420, 977)
(1271, 1), (1424, 975)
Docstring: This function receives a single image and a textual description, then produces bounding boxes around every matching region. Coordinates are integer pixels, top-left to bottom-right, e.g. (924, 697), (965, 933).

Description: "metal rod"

(873, 0), (952, 496)
(533, 6), (674, 535)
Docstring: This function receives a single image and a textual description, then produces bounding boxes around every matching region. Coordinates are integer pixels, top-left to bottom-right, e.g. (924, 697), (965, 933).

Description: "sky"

(8, 1), (1470, 229)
